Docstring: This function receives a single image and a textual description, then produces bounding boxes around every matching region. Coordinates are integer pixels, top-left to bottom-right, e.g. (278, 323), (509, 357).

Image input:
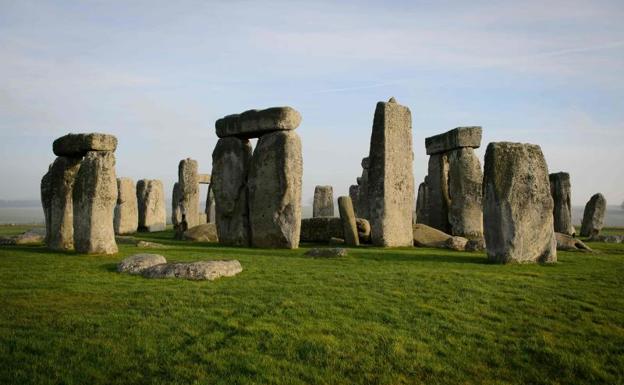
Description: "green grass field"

(1, 225), (623, 385)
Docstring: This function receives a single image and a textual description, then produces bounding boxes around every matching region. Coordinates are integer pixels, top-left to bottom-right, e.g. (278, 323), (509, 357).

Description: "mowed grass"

(0, 226), (623, 385)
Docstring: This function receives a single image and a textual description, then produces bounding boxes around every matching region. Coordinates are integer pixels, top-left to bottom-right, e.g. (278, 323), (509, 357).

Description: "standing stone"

(349, 185), (360, 217)
(580, 193), (607, 237)
(178, 158), (200, 228)
(41, 157), (82, 250)
(171, 182), (182, 227)
(248, 130), (302, 248)
(211, 137), (253, 246)
(313, 185), (334, 217)
(447, 148), (483, 238)
(356, 158), (370, 219)
(73, 151), (118, 254)
(549, 172), (575, 236)
(483, 142), (556, 263)
(136, 179), (166, 232)
(415, 176), (430, 226)
(114, 177), (138, 235)
(426, 153), (451, 233)
(205, 184), (216, 223)
(367, 98), (414, 247)
(338, 196), (359, 246)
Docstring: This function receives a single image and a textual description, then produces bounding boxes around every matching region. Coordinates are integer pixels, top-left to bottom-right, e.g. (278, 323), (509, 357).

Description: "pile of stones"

(211, 107), (303, 248)
(41, 133), (118, 254)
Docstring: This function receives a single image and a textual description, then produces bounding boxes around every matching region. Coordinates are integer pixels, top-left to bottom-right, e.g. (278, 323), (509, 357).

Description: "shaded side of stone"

(313, 185), (334, 217)
(549, 172), (574, 236)
(426, 153), (451, 233)
(447, 148), (483, 238)
(136, 179), (166, 232)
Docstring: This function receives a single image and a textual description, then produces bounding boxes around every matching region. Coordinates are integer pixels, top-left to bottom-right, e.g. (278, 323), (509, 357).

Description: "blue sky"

(1, 0), (623, 206)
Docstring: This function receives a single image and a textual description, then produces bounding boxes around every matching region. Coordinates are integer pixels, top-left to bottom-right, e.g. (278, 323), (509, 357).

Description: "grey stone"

(425, 126), (482, 155)
(465, 238), (486, 252)
(580, 193), (607, 238)
(141, 260), (243, 280)
(183, 223), (219, 242)
(216, 107), (302, 139)
(41, 156), (82, 251)
(338, 196), (359, 246)
(483, 142), (557, 264)
(300, 217), (344, 242)
(313, 185), (334, 217)
(178, 158), (200, 228)
(211, 137), (253, 246)
(13, 228), (46, 245)
(171, 182), (182, 227)
(356, 218), (371, 244)
(555, 233), (592, 251)
(549, 172), (575, 236)
(415, 176), (430, 226)
(136, 179), (166, 232)
(445, 236), (469, 251)
(205, 183), (216, 223)
(304, 248), (348, 258)
(53, 133), (117, 157)
(349, 185), (360, 217)
(114, 177), (138, 235)
(361, 157), (370, 169)
(117, 254), (167, 274)
(589, 234), (623, 243)
(248, 130), (302, 249)
(356, 166), (370, 220)
(367, 99), (414, 247)
(447, 148), (483, 238)
(413, 223), (452, 248)
(73, 151), (118, 254)
(426, 153), (451, 233)
(136, 240), (168, 248)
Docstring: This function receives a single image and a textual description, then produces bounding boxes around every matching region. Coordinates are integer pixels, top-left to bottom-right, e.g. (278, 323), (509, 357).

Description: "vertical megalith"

(313, 185), (334, 217)
(355, 157), (370, 220)
(178, 158), (200, 228)
(415, 176), (430, 226)
(549, 172), (575, 236)
(248, 130), (303, 248)
(73, 151), (118, 254)
(114, 177), (138, 235)
(41, 156), (82, 250)
(367, 98), (414, 247)
(171, 182), (182, 227)
(482, 142), (556, 263)
(136, 179), (166, 232)
(426, 153), (451, 233)
(211, 137), (253, 246)
(580, 193), (606, 238)
(205, 183), (216, 223)
(338, 196), (359, 246)
(447, 148), (483, 238)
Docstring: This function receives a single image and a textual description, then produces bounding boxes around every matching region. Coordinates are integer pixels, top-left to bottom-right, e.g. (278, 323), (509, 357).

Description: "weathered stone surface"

(415, 176), (430, 226)
(349, 184), (359, 215)
(205, 184), (216, 223)
(248, 130), (302, 249)
(426, 153), (451, 233)
(11, 228), (46, 245)
(483, 142), (556, 263)
(212, 137), (252, 246)
(589, 234), (623, 243)
(216, 107), (302, 139)
(555, 233), (592, 252)
(425, 126), (482, 155)
(338, 196), (359, 246)
(550, 172), (575, 236)
(136, 240), (168, 248)
(179, 158), (200, 228)
(356, 166), (370, 219)
(73, 151), (118, 254)
(114, 177), (138, 235)
(300, 217), (343, 242)
(117, 254), (167, 274)
(183, 223), (219, 242)
(41, 156), (82, 250)
(198, 174), (211, 184)
(447, 148), (483, 238)
(445, 236), (469, 251)
(367, 98), (414, 247)
(361, 157), (370, 169)
(580, 193), (607, 238)
(413, 223), (452, 247)
(136, 179), (166, 232)
(313, 185), (334, 217)
(356, 218), (371, 244)
(53, 133), (117, 157)
(171, 182), (182, 227)
(304, 248), (348, 257)
(465, 238), (486, 252)
(142, 260), (243, 280)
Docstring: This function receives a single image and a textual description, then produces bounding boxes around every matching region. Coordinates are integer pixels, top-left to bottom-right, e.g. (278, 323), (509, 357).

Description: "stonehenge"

(580, 193), (606, 237)
(212, 106), (303, 249)
(549, 172), (575, 236)
(41, 133), (118, 254)
(354, 157), (370, 219)
(205, 184), (216, 223)
(367, 97), (414, 247)
(338, 196), (359, 246)
(313, 185), (334, 217)
(136, 179), (166, 232)
(172, 159), (212, 230)
(114, 177), (138, 235)
(420, 126), (483, 239)
(482, 142), (556, 264)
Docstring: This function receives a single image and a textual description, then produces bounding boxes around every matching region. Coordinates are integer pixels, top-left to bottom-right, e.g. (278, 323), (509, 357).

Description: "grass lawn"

(1, 226), (623, 385)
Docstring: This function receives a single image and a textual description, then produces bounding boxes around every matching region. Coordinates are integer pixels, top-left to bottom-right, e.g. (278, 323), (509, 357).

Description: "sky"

(0, 0), (623, 206)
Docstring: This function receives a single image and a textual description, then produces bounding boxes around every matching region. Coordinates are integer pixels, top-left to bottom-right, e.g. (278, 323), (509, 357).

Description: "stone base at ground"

(141, 260), (242, 280)
(117, 254), (167, 274)
(555, 233), (592, 252)
(183, 223), (219, 242)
